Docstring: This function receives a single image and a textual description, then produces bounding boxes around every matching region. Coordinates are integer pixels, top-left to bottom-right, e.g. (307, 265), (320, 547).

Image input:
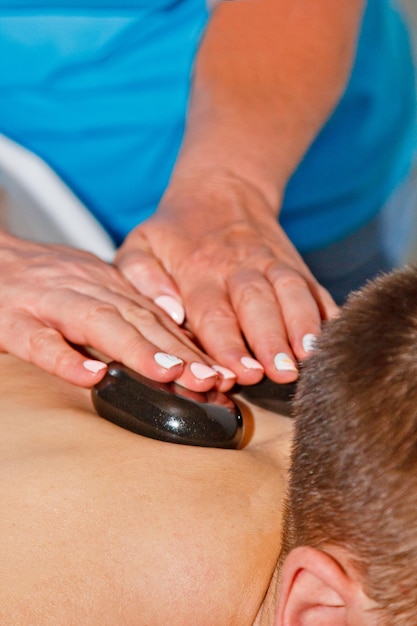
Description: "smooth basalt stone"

(235, 377), (297, 417)
(92, 362), (244, 449)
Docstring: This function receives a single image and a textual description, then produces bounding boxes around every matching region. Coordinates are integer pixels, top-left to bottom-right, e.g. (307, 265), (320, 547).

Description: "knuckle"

(51, 349), (77, 373)
(84, 302), (119, 324)
(27, 327), (77, 373)
(234, 281), (273, 308)
(124, 304), (158, 327)
(268, 268), (307, 292)
(194, 304), (236, 329)
(28, 326), (59, 354)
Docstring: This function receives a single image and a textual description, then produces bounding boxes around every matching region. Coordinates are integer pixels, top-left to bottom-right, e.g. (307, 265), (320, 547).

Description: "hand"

(0, 229), (231, 390)
(116, 171), (339, 385)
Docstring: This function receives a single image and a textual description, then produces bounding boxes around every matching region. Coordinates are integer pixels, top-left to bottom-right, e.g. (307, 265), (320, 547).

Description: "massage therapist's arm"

(117, 0), (364, 385)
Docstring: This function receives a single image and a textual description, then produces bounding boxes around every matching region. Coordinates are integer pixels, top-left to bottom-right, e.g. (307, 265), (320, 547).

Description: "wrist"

(163, 165), (283, 225)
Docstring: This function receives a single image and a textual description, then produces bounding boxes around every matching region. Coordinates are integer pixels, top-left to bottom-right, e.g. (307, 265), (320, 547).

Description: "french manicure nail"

(154, 352), (184, 369)
(240, 356), (264, 371)
(302, 333), (316, 353)
(274, 353), (298, 372)
(154, 295), (185, 325)
(211, 365), (236, 379)
(190, 362), (217, 380)
(83, 359), (107, 374)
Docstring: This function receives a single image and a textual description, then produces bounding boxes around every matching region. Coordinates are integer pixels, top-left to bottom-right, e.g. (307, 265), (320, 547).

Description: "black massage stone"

(92, 362), (244, 449)
(235, 377), (297, 417)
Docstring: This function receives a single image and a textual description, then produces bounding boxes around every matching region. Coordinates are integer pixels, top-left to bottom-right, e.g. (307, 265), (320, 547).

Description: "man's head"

(275, 266), (417, 625)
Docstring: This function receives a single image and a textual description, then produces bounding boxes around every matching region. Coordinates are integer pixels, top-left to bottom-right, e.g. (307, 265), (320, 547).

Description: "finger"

(0, 309), (108, 387)
(106, 296), (223, 391)
(228, 268), (300, 383)
(310, 282), (340, 321)
(48, 281), (204, 360)
(266, 264), (331, 360)
(181, 279), (265, 386)
(36, 289), (223, 391)
(210, 365), (238, 392)
(116, 237), (185, 325)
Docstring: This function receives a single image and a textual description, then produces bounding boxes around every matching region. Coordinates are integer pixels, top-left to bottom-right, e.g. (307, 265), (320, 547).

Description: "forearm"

(167, 0), (365, 212)
(120, 0), (349, 381)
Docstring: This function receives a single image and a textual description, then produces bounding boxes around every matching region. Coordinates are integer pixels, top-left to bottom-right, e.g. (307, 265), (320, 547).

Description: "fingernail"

(211, 365), (236, 380)
(240, 356), (264, 371)
(83, 359), (107, 374)
(274, 353), (298, 372)
(302, 333), (316, 353)
(154, 295), (185, 325)
(190, 362), (218, 380)
(154, 352), (184, 369)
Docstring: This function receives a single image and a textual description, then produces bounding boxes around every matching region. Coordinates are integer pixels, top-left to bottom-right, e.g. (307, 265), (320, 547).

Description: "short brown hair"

(282, 266), (417, 624)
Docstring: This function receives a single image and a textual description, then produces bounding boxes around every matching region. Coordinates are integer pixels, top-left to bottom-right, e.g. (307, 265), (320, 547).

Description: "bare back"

(0, 355), (292, 625)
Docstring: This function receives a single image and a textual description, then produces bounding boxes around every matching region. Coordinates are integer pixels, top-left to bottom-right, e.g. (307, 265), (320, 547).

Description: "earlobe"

(274, 546), (354, 626)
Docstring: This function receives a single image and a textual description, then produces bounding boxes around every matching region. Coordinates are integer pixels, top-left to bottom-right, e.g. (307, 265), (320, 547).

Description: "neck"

(254, 566), (281, 625)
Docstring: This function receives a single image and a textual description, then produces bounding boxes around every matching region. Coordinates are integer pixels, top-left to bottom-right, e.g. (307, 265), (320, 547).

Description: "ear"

(274, 546), (362, 626)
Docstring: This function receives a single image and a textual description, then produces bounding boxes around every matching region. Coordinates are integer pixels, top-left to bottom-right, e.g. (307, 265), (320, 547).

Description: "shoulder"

(0, 356), (290, 623)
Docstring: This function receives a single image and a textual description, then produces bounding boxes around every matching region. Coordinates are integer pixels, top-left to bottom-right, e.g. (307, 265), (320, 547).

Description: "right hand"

(0, 229), (231, 391)
(117, 173), (339, 386)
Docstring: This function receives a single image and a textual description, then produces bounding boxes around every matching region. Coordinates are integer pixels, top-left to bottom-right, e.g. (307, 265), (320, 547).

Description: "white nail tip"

(302, 333), (316, 353)
(211, 365), (236, 379)
(190, 362), (217, 380)
(83, 360), (107, 373)
(154, 352), (183, 369)
(240, 356), (264, 371)
(274, 353), (297, 372)
(154, 295), (185, 325)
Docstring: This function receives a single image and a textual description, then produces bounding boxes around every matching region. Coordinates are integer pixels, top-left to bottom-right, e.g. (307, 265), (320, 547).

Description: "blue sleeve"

(281, 0), (417, 253)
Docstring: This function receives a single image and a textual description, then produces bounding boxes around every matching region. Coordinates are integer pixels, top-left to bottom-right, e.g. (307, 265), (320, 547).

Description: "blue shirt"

(0, 0), (415, 251)
(281, 0), (417, 252)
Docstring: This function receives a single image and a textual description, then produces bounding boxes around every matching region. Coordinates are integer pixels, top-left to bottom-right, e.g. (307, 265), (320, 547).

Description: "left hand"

(115, 171), (339, 386)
